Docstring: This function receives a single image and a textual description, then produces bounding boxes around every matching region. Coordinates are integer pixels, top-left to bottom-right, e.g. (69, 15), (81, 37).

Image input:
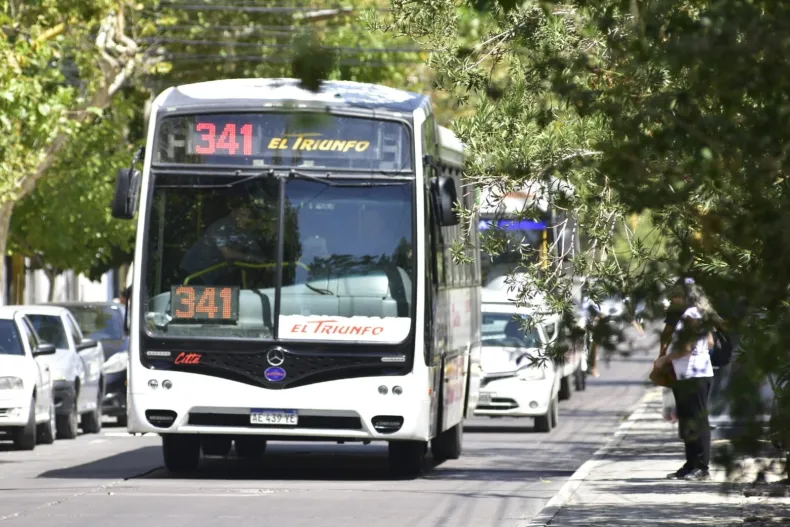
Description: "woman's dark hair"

(674, 278), (724, 328)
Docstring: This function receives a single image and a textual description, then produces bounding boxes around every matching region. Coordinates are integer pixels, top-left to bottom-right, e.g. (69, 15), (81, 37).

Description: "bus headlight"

(103, 351), (129, 375)
(518, 368), (546, 381)
(0, 377), (23, 390)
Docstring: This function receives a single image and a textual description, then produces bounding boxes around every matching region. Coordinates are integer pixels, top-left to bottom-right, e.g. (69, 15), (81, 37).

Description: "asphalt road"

(0, 324), (658, 527)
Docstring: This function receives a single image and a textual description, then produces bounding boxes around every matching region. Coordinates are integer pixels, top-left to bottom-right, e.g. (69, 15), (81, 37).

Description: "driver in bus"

(180, 198), (271, 285)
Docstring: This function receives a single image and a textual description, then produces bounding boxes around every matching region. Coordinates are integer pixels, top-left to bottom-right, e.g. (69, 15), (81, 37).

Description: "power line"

(143, 37), (427, 54)
(158, 53), (424, 67)
(157, 3), (387, 13)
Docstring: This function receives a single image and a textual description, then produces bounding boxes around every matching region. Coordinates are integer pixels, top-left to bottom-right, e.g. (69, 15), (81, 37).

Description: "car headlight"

(518, 367), (546, 381)
(0, 376), (24, 390)
(103, 351), (129, 375)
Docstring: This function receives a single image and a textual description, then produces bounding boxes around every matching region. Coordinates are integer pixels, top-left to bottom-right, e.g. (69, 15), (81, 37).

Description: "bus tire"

(162, 434), (201, 473)
(388, 440), (426, 477)
(431, 422), (463, 461)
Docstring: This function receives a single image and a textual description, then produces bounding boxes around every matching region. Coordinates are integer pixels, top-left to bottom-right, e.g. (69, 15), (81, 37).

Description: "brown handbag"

(649, 360), (677, 388)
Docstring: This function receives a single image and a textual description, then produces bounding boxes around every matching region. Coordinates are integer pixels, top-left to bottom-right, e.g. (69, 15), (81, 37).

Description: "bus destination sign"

(155, 113), (411, 170)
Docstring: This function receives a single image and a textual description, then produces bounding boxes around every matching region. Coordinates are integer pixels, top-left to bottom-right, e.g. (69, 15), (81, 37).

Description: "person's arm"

(659, 323), (674, 357)
(658, 309), (708, 365)
(218, 245), (265, 263)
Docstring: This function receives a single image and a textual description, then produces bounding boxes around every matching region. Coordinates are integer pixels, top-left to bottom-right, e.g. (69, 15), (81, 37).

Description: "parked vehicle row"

(0, 302), (128, 450)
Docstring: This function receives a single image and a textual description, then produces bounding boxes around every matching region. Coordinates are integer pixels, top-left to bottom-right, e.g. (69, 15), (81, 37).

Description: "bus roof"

(478, 177), (576, 216)
(438, 126), (464, 168)
(155, 78), (430, 115)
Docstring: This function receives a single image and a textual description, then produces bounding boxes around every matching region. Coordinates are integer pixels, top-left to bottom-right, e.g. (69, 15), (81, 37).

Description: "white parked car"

(475, 306), (562, 432)
(15, 306), (105, 438)
(0, 307), (58, 450)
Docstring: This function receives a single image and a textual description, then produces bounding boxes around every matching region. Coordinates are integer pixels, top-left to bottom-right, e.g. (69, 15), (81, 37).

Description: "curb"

(523, 385), (663, 527)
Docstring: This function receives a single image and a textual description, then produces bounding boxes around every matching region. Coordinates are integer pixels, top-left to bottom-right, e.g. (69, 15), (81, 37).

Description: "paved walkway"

(528, 387), (789, 526)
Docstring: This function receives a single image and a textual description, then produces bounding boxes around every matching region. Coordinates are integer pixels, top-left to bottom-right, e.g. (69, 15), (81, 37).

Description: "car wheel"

(56, 391), (79, 440)
(575, 367), (587, 391)
(559, 375), (574, 401)
(535, 402), (552, 433)
(81, 382), (103, 434)
(550, 396), (559, 428)
(13, 397), (37, 450)
(37, 400), (56, 445)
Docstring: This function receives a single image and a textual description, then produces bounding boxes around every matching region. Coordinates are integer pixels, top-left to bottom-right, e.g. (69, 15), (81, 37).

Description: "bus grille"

(143, 346), (410, 390)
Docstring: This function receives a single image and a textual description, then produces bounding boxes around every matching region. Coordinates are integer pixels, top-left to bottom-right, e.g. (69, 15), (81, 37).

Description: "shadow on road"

(548, 502), (735, 525)
(37, 446), (161, 480)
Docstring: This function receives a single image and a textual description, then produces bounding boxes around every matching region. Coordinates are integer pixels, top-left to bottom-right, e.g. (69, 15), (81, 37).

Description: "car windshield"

(0, 320), (24, 356)
(143, 174), (414, 342)
(482, 312), (542, 348)
(67, 306), (123, 341)
(27, 315), (68, 349)
(479, 219), (546, 285)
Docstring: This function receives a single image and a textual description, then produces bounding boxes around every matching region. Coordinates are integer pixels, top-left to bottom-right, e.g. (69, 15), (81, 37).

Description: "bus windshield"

(143, 173), (414, 343)
(479, 219), (546, 286)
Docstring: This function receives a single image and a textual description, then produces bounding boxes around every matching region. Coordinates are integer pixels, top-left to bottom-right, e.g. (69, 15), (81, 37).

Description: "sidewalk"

(528, 388), (789, 526)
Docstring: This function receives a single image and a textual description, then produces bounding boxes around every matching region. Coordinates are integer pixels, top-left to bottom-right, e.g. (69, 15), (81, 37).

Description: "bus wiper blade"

(158, 169), (277, 189)
(286, 169), (407, 188)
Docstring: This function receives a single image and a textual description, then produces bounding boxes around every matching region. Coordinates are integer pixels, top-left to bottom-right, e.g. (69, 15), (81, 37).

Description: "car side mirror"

(430, 175), (460, 227)
(77, 338), (97, 351)
(33, 343), (57, 356)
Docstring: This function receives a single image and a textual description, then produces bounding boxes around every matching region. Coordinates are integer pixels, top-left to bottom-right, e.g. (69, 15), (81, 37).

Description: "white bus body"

(113, 79), (481, 476)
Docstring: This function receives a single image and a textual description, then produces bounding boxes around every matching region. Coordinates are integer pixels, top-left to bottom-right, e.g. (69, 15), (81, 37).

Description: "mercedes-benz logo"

(266, 347), (286, 367)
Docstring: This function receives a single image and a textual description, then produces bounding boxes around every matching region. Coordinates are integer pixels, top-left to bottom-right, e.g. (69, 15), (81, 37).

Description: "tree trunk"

(46, 269), (57, 302)
(0, 202), (15, 305)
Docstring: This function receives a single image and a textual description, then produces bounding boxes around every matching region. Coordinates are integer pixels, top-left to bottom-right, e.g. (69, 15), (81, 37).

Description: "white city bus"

(111, 78), (481, 476)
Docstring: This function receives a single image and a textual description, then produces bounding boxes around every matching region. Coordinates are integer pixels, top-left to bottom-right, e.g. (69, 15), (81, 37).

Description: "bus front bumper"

(127, 373), (432, 442)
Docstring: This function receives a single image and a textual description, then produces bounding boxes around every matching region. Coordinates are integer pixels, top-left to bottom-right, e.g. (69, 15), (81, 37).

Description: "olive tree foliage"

(375, 0), (790, 473)
(369, 2), (672, 352)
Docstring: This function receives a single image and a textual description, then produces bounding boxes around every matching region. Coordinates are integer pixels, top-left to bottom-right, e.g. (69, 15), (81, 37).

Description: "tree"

(377, 0), (790, 476)
(9, 92), (141, 300)
(5, 0), (430, 301)
(0, 1), (150, 301)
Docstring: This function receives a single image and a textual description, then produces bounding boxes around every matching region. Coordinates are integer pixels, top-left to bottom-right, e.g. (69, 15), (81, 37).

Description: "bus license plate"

(250, 409), (298, 426)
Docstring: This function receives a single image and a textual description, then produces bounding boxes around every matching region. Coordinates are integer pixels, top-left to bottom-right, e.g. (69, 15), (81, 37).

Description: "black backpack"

(710, 329), (733, 368)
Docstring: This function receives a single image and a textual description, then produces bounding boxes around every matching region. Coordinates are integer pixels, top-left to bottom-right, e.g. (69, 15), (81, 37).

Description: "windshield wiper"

(285, 169), (408, 188)
(156, 169), (277, 189)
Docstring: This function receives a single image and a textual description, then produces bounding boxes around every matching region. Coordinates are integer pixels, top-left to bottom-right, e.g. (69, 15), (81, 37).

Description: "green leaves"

(291, 34), (337, 92)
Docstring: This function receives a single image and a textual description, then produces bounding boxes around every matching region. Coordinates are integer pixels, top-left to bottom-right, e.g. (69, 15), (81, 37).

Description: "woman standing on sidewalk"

(655, 279), (720, 481)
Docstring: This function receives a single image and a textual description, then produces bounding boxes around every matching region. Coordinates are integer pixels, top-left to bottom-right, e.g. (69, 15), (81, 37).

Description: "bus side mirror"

(431, 176), (460, 227)
(111, 167), (141, 220)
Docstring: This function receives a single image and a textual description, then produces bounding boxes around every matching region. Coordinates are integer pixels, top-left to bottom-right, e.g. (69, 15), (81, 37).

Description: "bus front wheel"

(162, 434), (201, 473)
(388, 440), (426, 477)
